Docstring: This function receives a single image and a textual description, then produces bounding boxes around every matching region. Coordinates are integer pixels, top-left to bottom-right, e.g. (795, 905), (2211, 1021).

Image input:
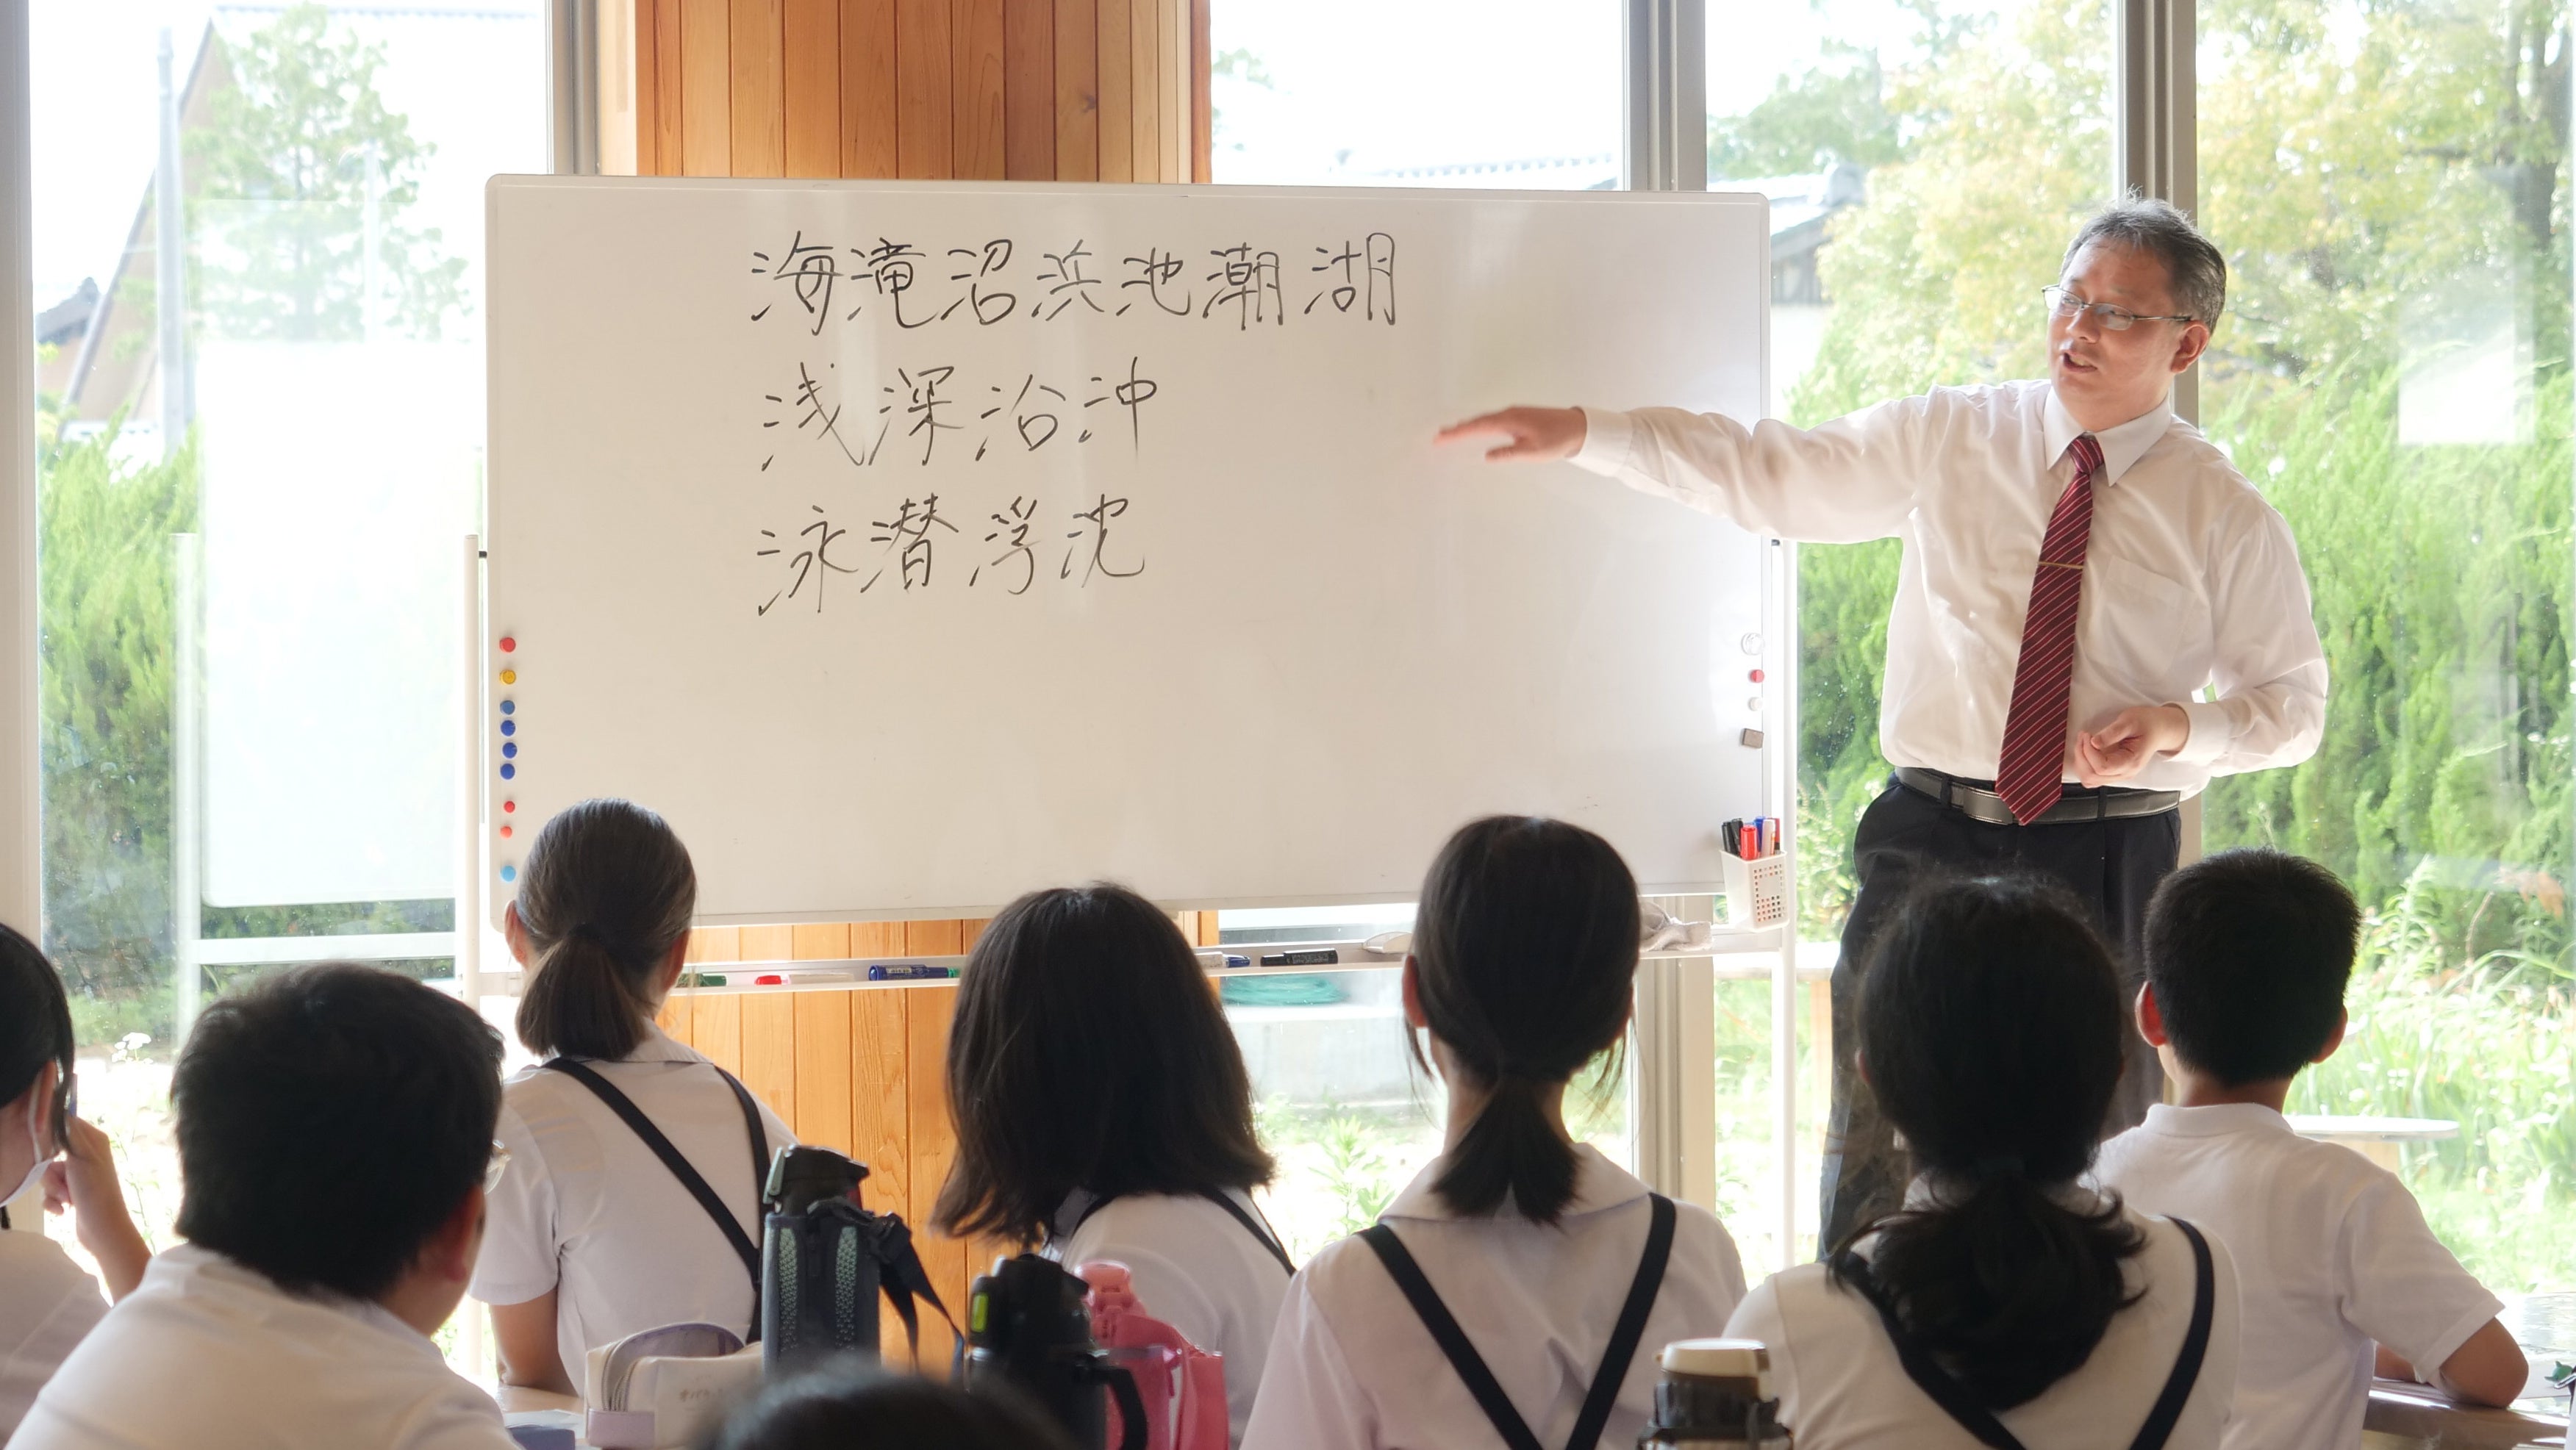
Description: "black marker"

(1259, 949), (1339, 967)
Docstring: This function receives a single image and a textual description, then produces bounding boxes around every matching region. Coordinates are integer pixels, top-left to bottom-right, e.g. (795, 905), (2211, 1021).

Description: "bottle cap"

(1660, 1338), (1772, 1388)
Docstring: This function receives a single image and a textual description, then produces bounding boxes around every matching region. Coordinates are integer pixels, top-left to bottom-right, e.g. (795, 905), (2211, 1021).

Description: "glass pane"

(1209, 0), (1622, 188)
(1709, 0), (2114, 1263)
(2194, 0), (2575, 1296)
(30, 0), (545, 1307)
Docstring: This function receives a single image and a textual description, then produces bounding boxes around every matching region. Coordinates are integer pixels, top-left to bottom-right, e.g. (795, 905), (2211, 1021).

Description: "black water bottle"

(961, 1255), (1145, 1450)
(1637, 1339), (1793, 1449)
(759, 1146), (878, 1376)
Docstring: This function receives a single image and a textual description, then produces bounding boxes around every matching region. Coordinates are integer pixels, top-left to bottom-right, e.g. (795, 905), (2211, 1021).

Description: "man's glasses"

(2042, 284), (2196, 331)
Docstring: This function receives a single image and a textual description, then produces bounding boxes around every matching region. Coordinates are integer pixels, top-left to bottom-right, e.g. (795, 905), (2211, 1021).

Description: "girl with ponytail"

(1724, 875), (2240, 1449)
(1244, 816), (1748, 1450)
(473, 799), (795, 1396)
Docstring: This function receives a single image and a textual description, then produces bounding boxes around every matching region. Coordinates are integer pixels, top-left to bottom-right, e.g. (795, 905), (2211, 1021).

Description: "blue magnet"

(499, 864), (517, 883)
(500, 719), (516, 737)
(500, 700), (515, 715)
(500, 762), (516, 780)
(502, 741), (518, 758)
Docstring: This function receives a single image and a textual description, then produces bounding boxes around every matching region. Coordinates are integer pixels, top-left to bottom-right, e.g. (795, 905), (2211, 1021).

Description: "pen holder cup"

(1722, 854), (1789, 930)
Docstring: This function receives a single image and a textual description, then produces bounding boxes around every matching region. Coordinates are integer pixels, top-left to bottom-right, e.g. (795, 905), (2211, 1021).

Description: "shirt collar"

(2042, 387), (2174, 487)
(2138, 1101), (2295, 1138)
(1380, 1143), (1648, 1221)
(157, 1243), (448, 1359)
(1900, 1171), (2108, 1213)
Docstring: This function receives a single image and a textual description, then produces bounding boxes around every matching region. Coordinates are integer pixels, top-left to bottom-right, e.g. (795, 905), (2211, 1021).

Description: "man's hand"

(1434, 406), (1588, 462)
(2075, 704), (2191, 786)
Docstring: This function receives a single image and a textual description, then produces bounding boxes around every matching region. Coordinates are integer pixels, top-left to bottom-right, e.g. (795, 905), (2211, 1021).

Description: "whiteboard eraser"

(1739, 728), (1764, 748)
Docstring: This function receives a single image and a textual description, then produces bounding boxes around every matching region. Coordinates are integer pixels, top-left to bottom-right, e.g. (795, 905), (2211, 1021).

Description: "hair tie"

(1972, 1153), (2028, 1180)
(568, 922), (627, 959)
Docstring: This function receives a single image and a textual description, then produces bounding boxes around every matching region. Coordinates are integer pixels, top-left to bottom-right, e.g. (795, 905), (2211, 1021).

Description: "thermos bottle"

(962, 1255), (1147, 1450)
(1637, 1339), (1794, 1449)
(758, 1146), (884, 1375)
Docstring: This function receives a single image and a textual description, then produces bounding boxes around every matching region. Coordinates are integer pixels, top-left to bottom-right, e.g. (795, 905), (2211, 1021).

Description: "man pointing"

(1441, 198), (2327, 1249)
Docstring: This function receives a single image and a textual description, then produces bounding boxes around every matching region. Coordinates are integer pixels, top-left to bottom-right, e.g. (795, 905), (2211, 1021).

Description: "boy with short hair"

(2094, 848), (2526, 1450)
(15, 963), (518, 1450)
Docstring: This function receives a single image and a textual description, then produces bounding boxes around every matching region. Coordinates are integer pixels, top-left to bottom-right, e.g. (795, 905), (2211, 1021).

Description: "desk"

(2361, 1293), (2576, 1448)
(2289, 1115), (2461, 1174)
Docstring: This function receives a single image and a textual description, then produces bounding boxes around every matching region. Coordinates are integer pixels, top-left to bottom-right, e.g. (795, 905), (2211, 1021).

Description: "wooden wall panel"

(791, 994), (856, 1151)
(730, 0), (787, 175)
(904, 985), (966, 1367)
(693, 991), (745, 1073)
(1002, 0), (1053, 180)
(842, 0), (900, 175)
(1053, 0), (1097, 180)
(1187, 0), (1207, 182)
(895, 0), (954, 178)
(784, 0), (842, 176)
(679, 0), (733, 175)
(1095, 0), (1131, 181)
(954, 0), (1008, 179)
(1128, 0), (1155, 186)
(740, 991), (798, 1121)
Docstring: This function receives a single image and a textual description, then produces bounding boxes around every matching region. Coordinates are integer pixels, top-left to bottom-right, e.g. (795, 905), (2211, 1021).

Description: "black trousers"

(1815, 778), (2181, 1254)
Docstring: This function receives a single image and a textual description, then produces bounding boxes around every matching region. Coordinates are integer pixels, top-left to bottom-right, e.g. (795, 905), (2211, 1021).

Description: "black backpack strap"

(2127, 1218), (2217, 1450)
(543, 1058), (765, 1339)
(1197, 1188), (1300, 1277)
(1833, 1249), (2028, 1450)
(1359, 1223), (1547, 1450)
(1359, 1194), (1677, 1450)
(1564, 1194), (1675, 1450)
(1068, 1189), (1300, 1279)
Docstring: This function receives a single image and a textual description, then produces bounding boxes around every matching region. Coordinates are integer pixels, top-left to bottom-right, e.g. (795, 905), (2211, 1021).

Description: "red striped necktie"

(1994, 433), (2106, 826)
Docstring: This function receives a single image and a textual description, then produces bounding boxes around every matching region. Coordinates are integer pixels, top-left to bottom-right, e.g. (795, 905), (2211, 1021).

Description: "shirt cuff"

(1570, 406), (1636, 475)
(2167, 699), (2232, 767)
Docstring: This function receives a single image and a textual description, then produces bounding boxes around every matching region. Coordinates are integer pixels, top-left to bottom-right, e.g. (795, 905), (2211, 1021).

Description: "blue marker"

(867, 963), (956, 980)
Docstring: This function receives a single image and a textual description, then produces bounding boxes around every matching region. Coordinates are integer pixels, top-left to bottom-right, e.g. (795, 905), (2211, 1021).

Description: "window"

(2194, 0), (2573, 1295)
(1713, 0), (2115, 1266)
(1210, 0), (1622, 189)
(31, 0), (547, 1327)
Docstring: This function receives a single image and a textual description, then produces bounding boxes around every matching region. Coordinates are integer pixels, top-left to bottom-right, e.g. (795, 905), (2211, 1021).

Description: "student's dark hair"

(933, 883), (1273, 1245)
(1411, 815), (1641, 1222)
(2144, 847), (2361, 1087)
(0, 923), (74, 1153)
(175, 961), (503, 1299)
(1828, 875), (2147, 1410)
(709, 1364), (1078, 1450)
(514, 797), (698, 1060)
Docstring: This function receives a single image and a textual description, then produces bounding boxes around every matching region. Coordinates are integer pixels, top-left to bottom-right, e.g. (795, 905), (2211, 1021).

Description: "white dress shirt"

(1048, 1188), (1291, 1447)
(1725, 1193), (2240, 1449)
(1242, 1145), (1747, 1450)
(11, 1243), (515, 1450)
(2095, 1103), (2505, 1450)
(1573, 382), (2327, 794)
(470, 1024), (795, 1384)
(0, 1227), (107, 1440)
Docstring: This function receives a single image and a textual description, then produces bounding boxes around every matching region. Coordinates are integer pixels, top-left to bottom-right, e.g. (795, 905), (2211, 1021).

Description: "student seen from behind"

(1727, 875), (2240, 1449)
(1244, 816), (1748, 1450)
(709, 1365), (1077, 1450)
(932, 883), (1292, 1446)
(14, 962), (517, 1450)
(474, 797), (795, 1398)
(2094, 849), (2525, 1449)
(0, 924), (151, 1440)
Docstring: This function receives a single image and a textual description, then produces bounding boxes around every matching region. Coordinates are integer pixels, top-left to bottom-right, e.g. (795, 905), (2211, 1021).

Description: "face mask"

(3, 1080), (51, 1207)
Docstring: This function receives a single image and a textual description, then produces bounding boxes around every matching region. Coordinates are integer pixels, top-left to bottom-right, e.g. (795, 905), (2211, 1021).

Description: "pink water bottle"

(1077, 1261), (1231, 1450)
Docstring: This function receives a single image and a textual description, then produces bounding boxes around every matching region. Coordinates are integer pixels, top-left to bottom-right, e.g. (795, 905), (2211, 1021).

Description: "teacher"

(1439, 198), (2327, 1249)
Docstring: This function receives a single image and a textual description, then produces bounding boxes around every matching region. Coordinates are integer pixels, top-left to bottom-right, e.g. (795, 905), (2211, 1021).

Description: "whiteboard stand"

(171, 533), (202, 1044)
(456, 534), (484, 1011)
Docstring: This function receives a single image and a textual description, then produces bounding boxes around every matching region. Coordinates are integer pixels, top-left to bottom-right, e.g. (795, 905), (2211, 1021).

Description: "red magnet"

(499, 825), (514, 839)
(1748, 669), (1766, 683)
(498, 636), (517, 653)
(502, 799), (517, 814)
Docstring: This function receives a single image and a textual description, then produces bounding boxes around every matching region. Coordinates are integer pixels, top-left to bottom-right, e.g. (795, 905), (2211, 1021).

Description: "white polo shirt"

(0, 1227), (107, 1440)
(1048, 1188), (1292, 1447)
(1242, 1146), (1747, 1450)
(1725, 1191), (2239, 1449)
(12, 1243), (515, 1450)
(2094, 1102), (2505, 1450)
(470, 1026), (795, 1382)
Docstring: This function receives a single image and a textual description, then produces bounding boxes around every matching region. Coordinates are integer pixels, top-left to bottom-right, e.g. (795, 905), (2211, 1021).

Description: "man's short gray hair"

(2063, 196), (2226, 331)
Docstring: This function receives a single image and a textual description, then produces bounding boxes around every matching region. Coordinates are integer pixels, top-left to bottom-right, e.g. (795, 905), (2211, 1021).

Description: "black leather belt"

(1895, 767), (2180, 827)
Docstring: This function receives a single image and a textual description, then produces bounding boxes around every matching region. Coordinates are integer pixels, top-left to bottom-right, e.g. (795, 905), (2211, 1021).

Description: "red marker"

(754, 974), (785, 986)
(498, 636), (517, 653)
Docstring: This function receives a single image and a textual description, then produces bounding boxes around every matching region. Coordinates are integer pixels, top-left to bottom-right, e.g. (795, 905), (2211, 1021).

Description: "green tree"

(188, 4), (466, 342)
(1709, 43), (1903, 180)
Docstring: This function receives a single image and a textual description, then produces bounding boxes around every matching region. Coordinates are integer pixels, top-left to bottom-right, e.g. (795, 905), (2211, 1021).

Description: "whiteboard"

(485, 176), (1770, 927)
